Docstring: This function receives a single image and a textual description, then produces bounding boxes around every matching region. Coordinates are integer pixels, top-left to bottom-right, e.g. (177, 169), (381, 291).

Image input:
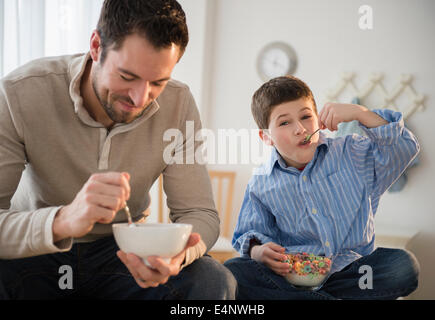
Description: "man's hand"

(250, 242), (289, 276)
(319, 102), (388, 131)
(52, 172), (131, 242)
(117, 232), (201, 288)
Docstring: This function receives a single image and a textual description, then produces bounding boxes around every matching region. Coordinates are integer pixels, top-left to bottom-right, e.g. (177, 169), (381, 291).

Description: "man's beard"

(91, 75), (147, 124)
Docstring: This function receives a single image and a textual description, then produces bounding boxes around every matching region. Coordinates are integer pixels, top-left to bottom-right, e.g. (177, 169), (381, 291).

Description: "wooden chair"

(207, 170), (239, 263)
(156, 171), (239, 263)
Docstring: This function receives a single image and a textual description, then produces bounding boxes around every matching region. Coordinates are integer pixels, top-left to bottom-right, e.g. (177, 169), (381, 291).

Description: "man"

(0, 0), (236, 299)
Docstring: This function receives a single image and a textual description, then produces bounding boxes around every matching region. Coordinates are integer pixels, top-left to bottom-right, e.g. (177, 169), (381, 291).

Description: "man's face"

(261, 98), (321, 168)
(91, 33), (180, 125)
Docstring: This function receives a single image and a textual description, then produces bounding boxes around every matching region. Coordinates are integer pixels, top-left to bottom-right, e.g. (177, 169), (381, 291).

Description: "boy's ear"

(259, 129), (274, 146)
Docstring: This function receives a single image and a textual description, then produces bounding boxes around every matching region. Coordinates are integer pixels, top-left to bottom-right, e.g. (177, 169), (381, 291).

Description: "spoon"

(123, 202), (135, 227)
(301, 128), (321, 145)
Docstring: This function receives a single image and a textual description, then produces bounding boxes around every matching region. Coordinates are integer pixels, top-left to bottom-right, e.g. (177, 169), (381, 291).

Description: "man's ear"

(259, 129), (274, 146)
(89, 30), (102, 62)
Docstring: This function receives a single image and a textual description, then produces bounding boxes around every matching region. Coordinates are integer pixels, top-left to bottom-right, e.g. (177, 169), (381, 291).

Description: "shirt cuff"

(248, 238), (261, 257)
(359, 109), (404, 145)
(40, 206), (73, 253)
(180, 239), (207, 269)
(233, 231), (274, 257)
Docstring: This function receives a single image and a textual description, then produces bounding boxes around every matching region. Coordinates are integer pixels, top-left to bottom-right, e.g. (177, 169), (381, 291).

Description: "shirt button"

(303, 176), (307, 182)
(311, 208), (317, 214)
(325, 241), (330, 247)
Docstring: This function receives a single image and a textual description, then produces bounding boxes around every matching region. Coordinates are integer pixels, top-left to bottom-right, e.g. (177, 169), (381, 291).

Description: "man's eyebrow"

(118, 68), (171, 82)
(118, 68), (140, 79)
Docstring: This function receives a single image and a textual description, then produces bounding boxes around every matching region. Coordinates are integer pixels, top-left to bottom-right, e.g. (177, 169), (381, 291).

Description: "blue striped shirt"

(232, 109), (420, 275)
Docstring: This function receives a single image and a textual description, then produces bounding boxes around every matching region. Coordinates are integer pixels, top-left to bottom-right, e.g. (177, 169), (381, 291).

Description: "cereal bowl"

(284, 252), (332, 288)
(112, 223), (192, 265)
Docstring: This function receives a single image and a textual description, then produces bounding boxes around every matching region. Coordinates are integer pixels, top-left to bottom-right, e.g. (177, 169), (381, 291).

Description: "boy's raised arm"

(319, 102), (388, 131)
(347, 108), (420, 200)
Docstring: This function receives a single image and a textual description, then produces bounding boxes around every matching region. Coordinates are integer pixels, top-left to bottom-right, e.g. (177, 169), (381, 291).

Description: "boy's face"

(260, 98), (321, 169)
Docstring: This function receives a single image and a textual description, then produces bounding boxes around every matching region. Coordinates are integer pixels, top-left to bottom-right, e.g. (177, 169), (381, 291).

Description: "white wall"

(174, 0), (435, 298)
(171, 0), (210, 117)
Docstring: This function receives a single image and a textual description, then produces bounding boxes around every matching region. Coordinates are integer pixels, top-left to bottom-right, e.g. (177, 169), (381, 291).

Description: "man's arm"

(0, 80), (131, 258)
(0, 81), (68, 259)
(161, 91), (220, 266)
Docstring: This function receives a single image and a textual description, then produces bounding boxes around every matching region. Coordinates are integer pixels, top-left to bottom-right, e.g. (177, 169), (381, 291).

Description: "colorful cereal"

(283, 252), (331, 280)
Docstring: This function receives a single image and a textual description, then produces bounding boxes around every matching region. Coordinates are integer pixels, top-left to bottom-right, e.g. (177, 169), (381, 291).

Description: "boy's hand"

(319, 103), (368, 132)
(250, 242), (290, 276)
(319, 102), (388, 131)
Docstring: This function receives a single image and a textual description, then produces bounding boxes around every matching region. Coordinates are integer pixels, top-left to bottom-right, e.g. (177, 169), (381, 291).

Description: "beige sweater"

(0, 53), (219, 266)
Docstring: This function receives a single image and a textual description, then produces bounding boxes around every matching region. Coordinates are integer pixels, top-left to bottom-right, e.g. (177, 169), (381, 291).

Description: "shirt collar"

(263, 131), (329, 176)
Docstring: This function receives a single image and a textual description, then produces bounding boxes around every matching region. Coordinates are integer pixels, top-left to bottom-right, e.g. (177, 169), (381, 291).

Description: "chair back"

(207, 170), (236, 239)
(156, 171), (236, 238)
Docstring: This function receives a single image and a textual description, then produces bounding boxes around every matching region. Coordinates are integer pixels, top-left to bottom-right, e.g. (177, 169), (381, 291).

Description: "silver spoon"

(123, 202), (135, 227)
(301, 128), (321, 145)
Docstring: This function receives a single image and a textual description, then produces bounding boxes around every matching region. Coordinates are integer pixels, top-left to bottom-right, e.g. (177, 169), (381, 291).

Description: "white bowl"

(285, 273), (329, 287)
(112, 223), (192, 265)
(283, 253), (332, 288)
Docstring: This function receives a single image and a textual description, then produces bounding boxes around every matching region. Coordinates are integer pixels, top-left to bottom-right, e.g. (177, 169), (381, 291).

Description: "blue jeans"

(0, 236), (236, 299)
(224, 247), (419, 300)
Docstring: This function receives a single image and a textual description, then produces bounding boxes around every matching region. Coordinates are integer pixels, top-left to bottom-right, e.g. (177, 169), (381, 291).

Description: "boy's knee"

(388, 249), (419, 277)
(376, 248), (419, 292)
(393, 249), (419, 287)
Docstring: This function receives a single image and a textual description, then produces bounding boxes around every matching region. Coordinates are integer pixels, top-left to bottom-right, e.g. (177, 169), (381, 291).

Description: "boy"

(224, 76), (420, 300)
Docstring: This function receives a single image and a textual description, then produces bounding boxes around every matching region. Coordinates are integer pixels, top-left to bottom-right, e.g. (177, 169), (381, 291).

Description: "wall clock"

(256, 41), (298, 82)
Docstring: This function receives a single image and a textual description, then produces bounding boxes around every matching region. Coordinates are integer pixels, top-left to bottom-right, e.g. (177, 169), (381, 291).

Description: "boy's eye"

(302, 115), (312, 120)
(279, 121), (289, 126)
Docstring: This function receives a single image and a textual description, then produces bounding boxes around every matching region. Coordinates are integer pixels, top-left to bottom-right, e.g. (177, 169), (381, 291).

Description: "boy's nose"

(294, 122), (307, 136)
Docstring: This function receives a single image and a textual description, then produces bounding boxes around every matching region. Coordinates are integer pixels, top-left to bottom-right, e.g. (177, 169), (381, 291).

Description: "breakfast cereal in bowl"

(284, 252), (332, 288)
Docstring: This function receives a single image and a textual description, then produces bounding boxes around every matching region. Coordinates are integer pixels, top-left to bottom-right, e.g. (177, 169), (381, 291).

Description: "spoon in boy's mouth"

(301, 128), (321, 145)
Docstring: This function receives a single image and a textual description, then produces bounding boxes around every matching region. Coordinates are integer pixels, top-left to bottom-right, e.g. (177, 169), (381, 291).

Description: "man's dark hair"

(251, 76), (317, 129)
(96, 0), (189, 63)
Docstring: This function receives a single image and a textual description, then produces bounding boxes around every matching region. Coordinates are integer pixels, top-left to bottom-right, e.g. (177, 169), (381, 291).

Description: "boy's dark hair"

(251, 76), (317, 129)
(96, 0), (189, 64)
